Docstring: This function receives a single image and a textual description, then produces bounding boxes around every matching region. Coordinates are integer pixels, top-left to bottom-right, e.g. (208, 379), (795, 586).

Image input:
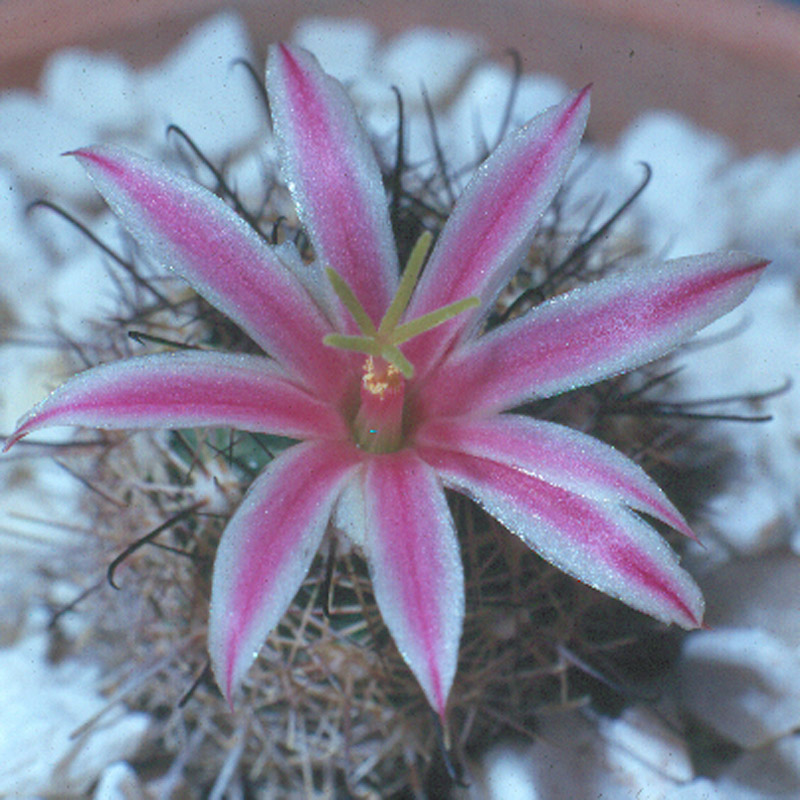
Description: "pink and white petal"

(415, 414), (692, 536)
(362, 451), (464, 718)
(72, 145), (352, 399)
(208, 440), (361, 701)
(331, 466), (368, 550)
(4, 352), (347, 450)
(419, 446), (704, 629)
(418, 251), (768, 418)
(402, 87), (590, 377)
(267, 44), (398, 328)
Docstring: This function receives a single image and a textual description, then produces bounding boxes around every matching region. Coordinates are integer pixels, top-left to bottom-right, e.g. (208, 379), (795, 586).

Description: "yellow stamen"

(362, 356), (403, 397)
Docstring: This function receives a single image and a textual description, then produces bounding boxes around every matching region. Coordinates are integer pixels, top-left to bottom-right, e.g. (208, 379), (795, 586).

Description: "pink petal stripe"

(4, 352), (347, 450)
(420, 445), (703, 628)
(415, 414), (693, 537)
(417, 251), (768, 418)
(362, 450), (464, 717)
(72, 145), (353, 401)
(208, 440), (361, 701)
(402, 87), (590, 378)
(267, 44), (398, 328)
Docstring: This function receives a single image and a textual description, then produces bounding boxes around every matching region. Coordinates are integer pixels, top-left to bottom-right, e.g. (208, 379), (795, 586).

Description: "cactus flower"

(5, 44), (768, 719)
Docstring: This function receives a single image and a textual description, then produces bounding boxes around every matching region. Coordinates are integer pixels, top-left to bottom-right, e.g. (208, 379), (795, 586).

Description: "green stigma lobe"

(323, 232), (478, 377)
(322, 334), (383, 356)
(325, 267), (376, 336)
(391, 296), (480, 345)
(378, 231), (432, 336)
(380, 345), (414, 379)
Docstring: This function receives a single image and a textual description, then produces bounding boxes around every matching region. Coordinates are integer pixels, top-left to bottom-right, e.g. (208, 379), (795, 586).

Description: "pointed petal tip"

(565, 83), (592, 119)
(208, 644), (237, 711)
(750, 256), (771, 274)
(267, 42), (294, 73)
(641, 501), (696, 541)
(268, 42), (292, 72)
(667, 511), (697, 541)
(62, 146), (110, 167)
(682, 604), (705, 630)
(435, 691), (449, 723)
(224, 663), (237, 710)
(2, 431), (22, 453)
(64, 146), (101, 163)
(669, 580), (704, 630)
(67, 146), (124, 177)
(721, 252), (770, 287)
(4, 413), (36, 452)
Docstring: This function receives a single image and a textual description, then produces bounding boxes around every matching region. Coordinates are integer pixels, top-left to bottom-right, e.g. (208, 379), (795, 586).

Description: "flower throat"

(323, 232), (479, 453)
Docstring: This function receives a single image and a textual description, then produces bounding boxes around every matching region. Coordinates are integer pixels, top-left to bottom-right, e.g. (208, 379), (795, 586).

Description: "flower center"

(353, 356), (404, 452)
(323, 231), (479, 452)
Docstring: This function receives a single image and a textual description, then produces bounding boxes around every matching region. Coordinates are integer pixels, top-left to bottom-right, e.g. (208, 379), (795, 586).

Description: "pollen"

(362, 357), (403, 398)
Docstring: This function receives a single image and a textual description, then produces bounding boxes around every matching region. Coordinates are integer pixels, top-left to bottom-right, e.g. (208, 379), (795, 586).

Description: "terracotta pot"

(2, 0), (799, 153)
